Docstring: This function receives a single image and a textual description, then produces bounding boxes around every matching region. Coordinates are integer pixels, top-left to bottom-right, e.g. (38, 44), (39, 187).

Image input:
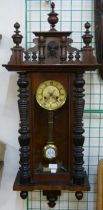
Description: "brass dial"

(36, 80), (67, 110)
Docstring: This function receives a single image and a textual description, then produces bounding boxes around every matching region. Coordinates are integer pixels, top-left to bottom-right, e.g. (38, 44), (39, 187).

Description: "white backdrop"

(0, 1), (26, 210)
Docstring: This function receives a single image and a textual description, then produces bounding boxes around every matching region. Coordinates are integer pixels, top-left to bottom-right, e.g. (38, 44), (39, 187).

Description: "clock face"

(43, 144), (57, 160)
(36, 80), (67, 110)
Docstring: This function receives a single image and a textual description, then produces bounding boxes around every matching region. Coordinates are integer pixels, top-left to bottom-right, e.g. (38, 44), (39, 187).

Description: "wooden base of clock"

(14, 171), (90, 191)
(14, 171), (90, 206)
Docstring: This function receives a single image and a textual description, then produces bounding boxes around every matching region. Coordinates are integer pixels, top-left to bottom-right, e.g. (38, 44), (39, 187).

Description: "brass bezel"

(43, 144), (58, 160)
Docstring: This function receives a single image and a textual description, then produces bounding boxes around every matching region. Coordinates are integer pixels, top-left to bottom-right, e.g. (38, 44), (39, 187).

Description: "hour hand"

(44, 95), (49, 101)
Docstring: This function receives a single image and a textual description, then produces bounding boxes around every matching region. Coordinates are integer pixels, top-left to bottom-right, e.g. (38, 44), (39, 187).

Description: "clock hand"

(48, 90), (59, 101)
(48, 89), (56, 97)
(44, 96), (48, 100)
(52, 95), (59, 100)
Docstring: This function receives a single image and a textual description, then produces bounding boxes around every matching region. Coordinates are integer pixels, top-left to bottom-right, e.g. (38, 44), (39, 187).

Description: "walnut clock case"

(3, 2), (99, 207)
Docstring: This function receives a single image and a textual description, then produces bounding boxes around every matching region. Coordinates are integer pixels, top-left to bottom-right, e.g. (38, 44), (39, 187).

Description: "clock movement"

(3, 2), (99, 207)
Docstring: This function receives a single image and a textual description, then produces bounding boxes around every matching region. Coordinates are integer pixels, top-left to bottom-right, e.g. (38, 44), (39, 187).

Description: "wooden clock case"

(3, 2), (99, 207)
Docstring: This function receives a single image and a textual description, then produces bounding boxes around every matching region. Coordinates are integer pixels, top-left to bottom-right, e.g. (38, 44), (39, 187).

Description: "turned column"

(73, 72), (85, 185)
(60, 36), (67, 63)
(17, 72), (31, 185)
(38, 36), (45, 64)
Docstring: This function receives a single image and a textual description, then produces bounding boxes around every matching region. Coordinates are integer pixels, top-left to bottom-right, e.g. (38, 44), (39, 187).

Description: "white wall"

(0, 1), (26, 210)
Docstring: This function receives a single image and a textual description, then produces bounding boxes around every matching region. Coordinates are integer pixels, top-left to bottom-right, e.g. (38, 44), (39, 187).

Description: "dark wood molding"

(13, 171), (90, 191)
(3, 64), (100, 73)
(73, 73), (85, 185)
(17, 72), (31, 185)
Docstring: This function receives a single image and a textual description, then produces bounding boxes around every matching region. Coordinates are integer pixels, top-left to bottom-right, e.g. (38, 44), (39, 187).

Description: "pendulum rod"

(48, 110), (54, 144)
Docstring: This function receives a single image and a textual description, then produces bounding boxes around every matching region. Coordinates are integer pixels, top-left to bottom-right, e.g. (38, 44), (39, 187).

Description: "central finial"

(48, 2), (59, 31)
(51, 2), (55, 12)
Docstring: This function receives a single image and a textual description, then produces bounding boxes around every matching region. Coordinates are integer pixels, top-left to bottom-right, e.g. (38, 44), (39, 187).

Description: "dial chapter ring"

(36, 80), (67, 110)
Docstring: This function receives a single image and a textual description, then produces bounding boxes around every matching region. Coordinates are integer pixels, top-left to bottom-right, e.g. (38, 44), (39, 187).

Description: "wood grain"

(97, 159), (103, 210)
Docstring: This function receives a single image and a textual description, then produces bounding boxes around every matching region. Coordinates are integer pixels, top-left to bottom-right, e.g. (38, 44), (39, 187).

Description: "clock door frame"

(29, 72), (74, 185)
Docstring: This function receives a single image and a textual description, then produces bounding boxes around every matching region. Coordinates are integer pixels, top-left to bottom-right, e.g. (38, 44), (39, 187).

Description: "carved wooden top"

(2, 1), (99, 71)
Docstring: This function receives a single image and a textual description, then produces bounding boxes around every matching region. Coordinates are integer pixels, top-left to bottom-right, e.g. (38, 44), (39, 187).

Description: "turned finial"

(48, 2), (59, 31)
(12, 22), (23, 47)
(51, 2), (55, 11)
(14, 22), (20, 30)
(75, 191), (83, 201)
(82, 22), (93, 48)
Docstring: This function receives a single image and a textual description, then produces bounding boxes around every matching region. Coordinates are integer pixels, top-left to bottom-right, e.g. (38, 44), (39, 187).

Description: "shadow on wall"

(4, 73), (18, 113)
(0, 142), (6, 185)
(0, 72), (19, 149)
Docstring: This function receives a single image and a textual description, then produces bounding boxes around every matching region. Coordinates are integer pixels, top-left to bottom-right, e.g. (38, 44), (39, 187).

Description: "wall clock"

(3, 2), (99, 207)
